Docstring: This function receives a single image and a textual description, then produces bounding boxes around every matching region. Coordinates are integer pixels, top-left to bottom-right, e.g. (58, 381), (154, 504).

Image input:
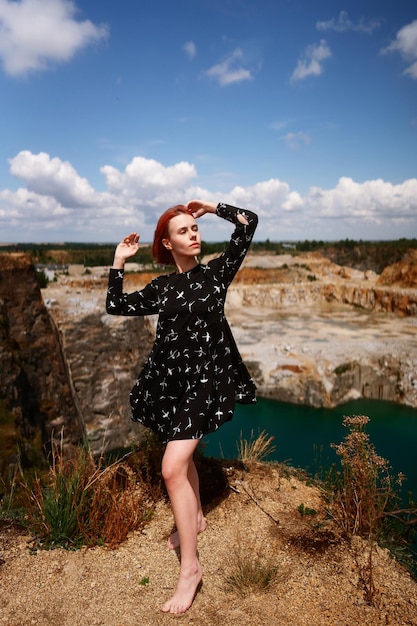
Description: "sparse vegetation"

(297, 502), (317, 517)
(20, 434), (165, 550)
(322, 415), (417, 600)
(237, 429), (276, 463)
(327, 415), (405, 537)
(224, 545), (279, 597)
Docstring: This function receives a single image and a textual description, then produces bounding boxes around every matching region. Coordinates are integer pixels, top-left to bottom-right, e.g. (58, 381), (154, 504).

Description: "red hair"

(152, 205), (191, 266)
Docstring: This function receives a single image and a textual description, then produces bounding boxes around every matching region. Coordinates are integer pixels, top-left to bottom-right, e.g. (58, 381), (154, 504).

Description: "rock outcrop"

(45, 284), (155, 455)
(377, 249), (417, 289)
(0, 254), (85, 473)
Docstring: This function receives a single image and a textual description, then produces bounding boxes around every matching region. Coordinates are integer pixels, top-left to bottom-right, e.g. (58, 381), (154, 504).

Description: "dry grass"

(237, 429), (276, 463)
(23, 435), (164, 550)
(224, 543), (280, 597)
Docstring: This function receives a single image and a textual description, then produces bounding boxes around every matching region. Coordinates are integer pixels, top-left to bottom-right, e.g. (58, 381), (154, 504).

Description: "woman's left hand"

(186, 200), (217, 218)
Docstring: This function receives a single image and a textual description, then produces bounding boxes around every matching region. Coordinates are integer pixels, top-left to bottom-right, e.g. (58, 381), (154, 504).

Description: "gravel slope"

(1, 463), (417, 626)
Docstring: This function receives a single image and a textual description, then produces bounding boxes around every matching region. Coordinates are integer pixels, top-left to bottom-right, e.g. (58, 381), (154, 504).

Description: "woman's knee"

(161, 457), (177, 484)
(162, 454), (185, 486)
(162, 440), (198, 485)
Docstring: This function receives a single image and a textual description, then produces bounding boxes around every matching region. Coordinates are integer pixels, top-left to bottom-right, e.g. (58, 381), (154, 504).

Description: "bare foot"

(161, 561), (202, 614)
(167, 516), (207, 550)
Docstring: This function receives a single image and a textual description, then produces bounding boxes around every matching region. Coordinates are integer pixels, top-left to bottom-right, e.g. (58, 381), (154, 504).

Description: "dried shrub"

(329, 415), (405, 537)
(326, 414), (415, 602)
(24, 440), (160, 550)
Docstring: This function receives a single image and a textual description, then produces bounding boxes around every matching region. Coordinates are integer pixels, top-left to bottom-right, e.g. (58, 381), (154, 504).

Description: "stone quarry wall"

(53, 305), (155, 455)
(0, 254), (85, 469)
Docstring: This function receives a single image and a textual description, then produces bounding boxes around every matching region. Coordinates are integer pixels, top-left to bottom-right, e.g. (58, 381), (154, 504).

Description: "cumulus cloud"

(101, 156), (198, 220)
(205, 48), (254, 86)
(381, 19), (417, 79)
(9, 151), (97, 207)
(316, 11), (382, 34)
(305, 177), (417, 222)
(0, 0), (108, 76)
(1, 151), (417, 242)
(290, 39), (331, 83)
(183, 40), (196, 60)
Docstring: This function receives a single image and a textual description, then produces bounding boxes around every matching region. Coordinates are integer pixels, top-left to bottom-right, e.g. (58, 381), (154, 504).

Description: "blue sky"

(0, 0), (416, 243)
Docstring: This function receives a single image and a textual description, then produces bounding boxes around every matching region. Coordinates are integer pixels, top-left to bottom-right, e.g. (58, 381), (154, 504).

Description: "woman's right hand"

(112, 232), (140, 268)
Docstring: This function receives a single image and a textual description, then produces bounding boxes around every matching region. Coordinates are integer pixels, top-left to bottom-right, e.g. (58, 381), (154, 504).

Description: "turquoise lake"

(203, 397), (417, 500)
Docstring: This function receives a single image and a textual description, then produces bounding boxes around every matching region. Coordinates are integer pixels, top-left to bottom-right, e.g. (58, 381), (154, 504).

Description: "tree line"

(3, 237), (416, 273)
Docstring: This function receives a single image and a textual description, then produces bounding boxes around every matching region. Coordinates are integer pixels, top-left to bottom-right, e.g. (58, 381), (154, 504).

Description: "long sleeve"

(208, 202), (258, 287)
(106, 268), (160, 316)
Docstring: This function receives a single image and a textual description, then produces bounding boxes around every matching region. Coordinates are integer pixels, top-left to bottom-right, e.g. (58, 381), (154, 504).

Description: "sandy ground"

(1, 463), (417, 626)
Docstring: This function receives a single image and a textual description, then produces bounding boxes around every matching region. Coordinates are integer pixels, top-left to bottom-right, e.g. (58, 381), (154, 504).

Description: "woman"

(106, 199), (258, 613)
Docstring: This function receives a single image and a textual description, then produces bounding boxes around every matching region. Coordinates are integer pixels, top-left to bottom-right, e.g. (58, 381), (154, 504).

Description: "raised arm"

(112, 232), (140, 270)
(106, 232), (159, 316)
(204, 202), (258, 286)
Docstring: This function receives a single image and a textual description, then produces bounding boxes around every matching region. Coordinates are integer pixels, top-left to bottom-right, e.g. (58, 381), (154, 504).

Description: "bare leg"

(167, 458), (207, 550)
(161, 439), (203, 614)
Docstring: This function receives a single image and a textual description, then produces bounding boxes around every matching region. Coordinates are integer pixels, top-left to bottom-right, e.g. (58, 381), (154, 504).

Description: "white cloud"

(0, 0), (108, 76)
(290, 40), (331, 83)
(1, 151), (417, 242)
(316, 11), (382, 34)
(183, 40), (196, 60)
(381, 20), (417, 79)
(205, 48), (253, 86)
(285, 131), (311, 150)
(10, 151), (97, 207)
(100, 156), (197, 215)
(305, 177), (417, 221)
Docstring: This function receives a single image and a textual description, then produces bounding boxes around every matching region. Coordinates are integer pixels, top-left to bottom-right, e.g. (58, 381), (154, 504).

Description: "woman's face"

(163, 213), (201, 258)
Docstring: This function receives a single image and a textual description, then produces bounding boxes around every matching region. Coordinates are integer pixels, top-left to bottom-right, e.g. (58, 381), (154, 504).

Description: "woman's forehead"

(168, 212), (197, 232)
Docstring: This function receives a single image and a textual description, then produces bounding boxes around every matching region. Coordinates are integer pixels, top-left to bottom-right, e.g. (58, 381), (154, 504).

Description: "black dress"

(106, 203), (258, 443)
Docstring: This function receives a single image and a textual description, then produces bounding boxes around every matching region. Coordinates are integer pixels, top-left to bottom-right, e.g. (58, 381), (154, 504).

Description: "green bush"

(24, 442), (160, 550)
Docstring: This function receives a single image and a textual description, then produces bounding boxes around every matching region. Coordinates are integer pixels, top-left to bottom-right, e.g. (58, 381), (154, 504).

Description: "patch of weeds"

(139, 576), (150, 586)
(236, 429), (276, 463)
(225, 550), (279, 597)
(23, 439), (160, 550)
(297, 503), (317, 517)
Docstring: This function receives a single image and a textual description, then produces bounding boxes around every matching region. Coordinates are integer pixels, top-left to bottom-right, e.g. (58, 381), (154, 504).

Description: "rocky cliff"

(44, 281), (155, 454)
(0, 254), (85, 475)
